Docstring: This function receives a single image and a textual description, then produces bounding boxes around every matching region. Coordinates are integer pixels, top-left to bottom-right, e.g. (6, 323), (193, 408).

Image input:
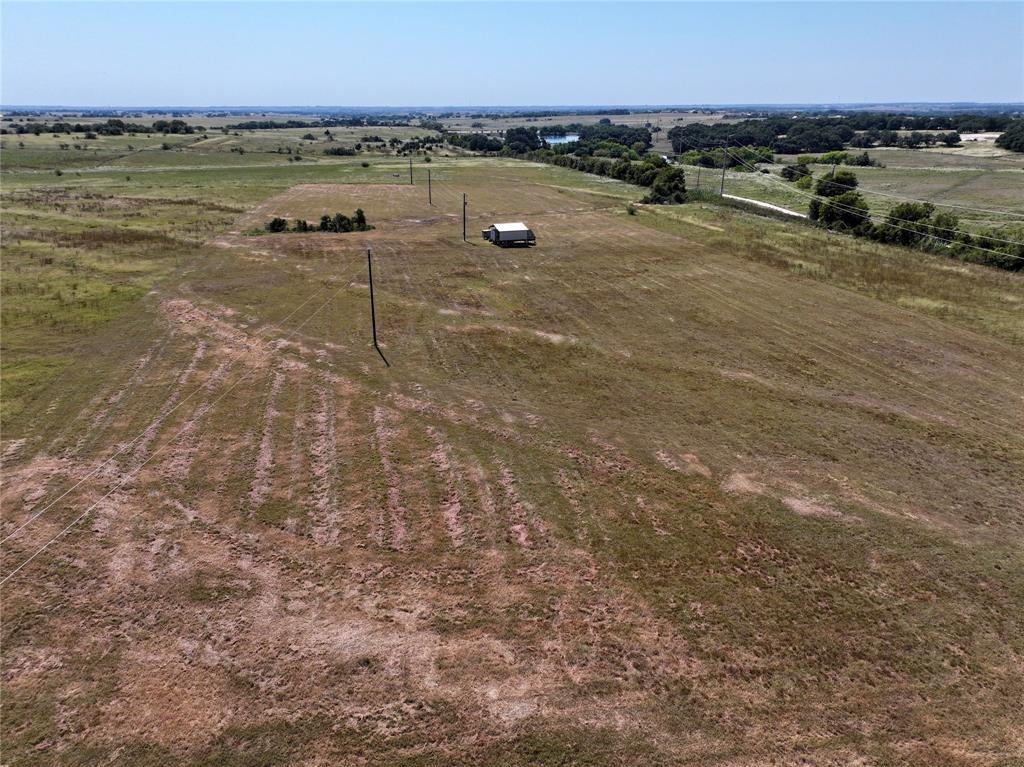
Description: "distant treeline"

(435, 109), (632, 120)
(225, 117), (411, 130)
(2, 118), (199, 136)
(669, 113), (1016, 154)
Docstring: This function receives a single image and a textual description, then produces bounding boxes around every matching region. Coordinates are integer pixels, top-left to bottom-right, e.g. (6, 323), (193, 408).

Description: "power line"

(0, 279), (352, 586)
(1, 283), (333, 547)
(664, 139), (1024, 220)
(676, 137), (1024, 260)
(424, 164), (1024, 456)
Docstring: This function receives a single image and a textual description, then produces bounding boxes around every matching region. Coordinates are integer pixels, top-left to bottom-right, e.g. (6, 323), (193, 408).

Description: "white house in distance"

(481, 222), (536, 247)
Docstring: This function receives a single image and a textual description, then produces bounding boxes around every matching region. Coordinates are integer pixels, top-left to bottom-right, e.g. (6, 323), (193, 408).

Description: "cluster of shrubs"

(782, 169), (1023, 271)
(265, 209), (373, 234)
(676, 145), (773, 170)
(792, 151), (881, 167)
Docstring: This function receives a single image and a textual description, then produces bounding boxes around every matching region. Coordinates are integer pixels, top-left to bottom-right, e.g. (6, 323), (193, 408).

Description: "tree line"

(226, 117), (412, 130)
(668, 112), (1019, 155)
(265, 209), (373, 233)
(780, 167), (1024, 271)
(3, 118), (198, 136)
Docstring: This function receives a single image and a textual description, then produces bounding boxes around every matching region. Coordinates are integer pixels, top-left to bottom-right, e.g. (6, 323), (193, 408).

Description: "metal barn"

(481, 222), (536, 247)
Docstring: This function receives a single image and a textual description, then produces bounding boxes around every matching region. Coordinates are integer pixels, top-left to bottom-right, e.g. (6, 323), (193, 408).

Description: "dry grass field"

(2, 152), (1023, 766)
(715, 147), (1024, 235)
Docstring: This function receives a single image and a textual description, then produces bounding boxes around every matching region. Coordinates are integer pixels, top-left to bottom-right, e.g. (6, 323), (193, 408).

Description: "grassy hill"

(2, 143), (1023, 766)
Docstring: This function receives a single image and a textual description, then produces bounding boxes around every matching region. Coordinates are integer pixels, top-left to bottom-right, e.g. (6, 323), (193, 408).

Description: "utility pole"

(719, 141), (727, 196)
(462, 193), (467, 241)
(409, 156), (413, 185)
(366, 248), (389, 367)
(696, 166), (701, 190)
(427, 168), (432, 205)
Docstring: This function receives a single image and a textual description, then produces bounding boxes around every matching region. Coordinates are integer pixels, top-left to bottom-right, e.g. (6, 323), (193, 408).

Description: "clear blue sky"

(2, 1), (1021, 106)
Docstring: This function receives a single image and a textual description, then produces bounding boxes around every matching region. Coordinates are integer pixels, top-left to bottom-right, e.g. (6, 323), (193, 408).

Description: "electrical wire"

(671, 135), (1024, 261)
(0, 278), (353, 586)
(664, 134), (1024, 219)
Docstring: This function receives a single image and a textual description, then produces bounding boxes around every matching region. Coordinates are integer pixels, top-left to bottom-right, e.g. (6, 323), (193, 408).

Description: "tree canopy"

(995, 120), (1024, 153)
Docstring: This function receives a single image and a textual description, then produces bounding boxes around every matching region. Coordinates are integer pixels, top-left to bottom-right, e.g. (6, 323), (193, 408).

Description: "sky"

(2, 1), (1022, 107)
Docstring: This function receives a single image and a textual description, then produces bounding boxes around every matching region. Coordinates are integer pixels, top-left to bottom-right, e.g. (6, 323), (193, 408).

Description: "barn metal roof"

(490, 222), (529, 231)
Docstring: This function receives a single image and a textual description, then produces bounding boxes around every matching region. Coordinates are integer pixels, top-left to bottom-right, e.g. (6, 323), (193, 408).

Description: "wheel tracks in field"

(160, 359), (233, 483)
(425, 426), (467, 549)
(371, 405), (407, 549)
(691, 260), (1024, 443)
(130, 341), (208, 467)
(593, 221), (1024, 445)
(0, 279), (351, 580)
(46, 337), (170, 458)
(248, 368), (286, 509)
(309, 382), (341, 546)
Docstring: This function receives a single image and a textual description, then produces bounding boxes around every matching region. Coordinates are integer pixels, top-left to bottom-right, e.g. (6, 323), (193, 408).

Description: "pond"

(543, 134), (579, 144)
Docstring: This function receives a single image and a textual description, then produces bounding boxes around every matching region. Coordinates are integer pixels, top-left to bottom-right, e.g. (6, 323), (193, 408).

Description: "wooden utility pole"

(428, 169), (432, 205)
(719, 141), (727, 196)
(409, 156), (413, 185)
(462, 193), (467, 241)
(367, 249), (389, 366)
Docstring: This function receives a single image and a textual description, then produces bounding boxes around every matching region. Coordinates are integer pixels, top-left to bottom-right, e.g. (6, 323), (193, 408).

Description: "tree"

(941, 131), (961, 147)
(995, 119), (1024, 153)
(814, 169), (858, 198)
(266, 217), (288, 233)
(781, 163), (810, 181)
(503, 126), (543, 153)
(813, 191), (870, 231)
(874, 202), (937, 246)
(643, 166), (687, 204)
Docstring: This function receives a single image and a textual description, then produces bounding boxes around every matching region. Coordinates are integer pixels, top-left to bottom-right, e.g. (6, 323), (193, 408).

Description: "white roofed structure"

(481, 222), (536, 247)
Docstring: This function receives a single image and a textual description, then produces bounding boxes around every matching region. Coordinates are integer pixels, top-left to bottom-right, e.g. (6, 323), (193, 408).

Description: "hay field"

(2, 149), (1023, 766)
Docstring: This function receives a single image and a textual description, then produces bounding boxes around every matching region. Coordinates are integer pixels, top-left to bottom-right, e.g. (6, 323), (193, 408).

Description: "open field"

(708, 147), (1024, 234)
(2, 144), (1024, 766)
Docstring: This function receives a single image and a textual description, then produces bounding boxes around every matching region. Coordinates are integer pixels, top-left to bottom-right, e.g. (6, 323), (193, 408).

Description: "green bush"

(815, 169), (858, 198)
(642, 166), (688, 204)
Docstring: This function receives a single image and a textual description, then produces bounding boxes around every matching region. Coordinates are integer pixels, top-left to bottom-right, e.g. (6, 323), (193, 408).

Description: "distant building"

(481, 222), (536, 247)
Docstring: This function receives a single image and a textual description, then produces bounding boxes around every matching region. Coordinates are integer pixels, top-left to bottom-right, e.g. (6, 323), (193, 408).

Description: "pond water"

(543, 134), (579, 144)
